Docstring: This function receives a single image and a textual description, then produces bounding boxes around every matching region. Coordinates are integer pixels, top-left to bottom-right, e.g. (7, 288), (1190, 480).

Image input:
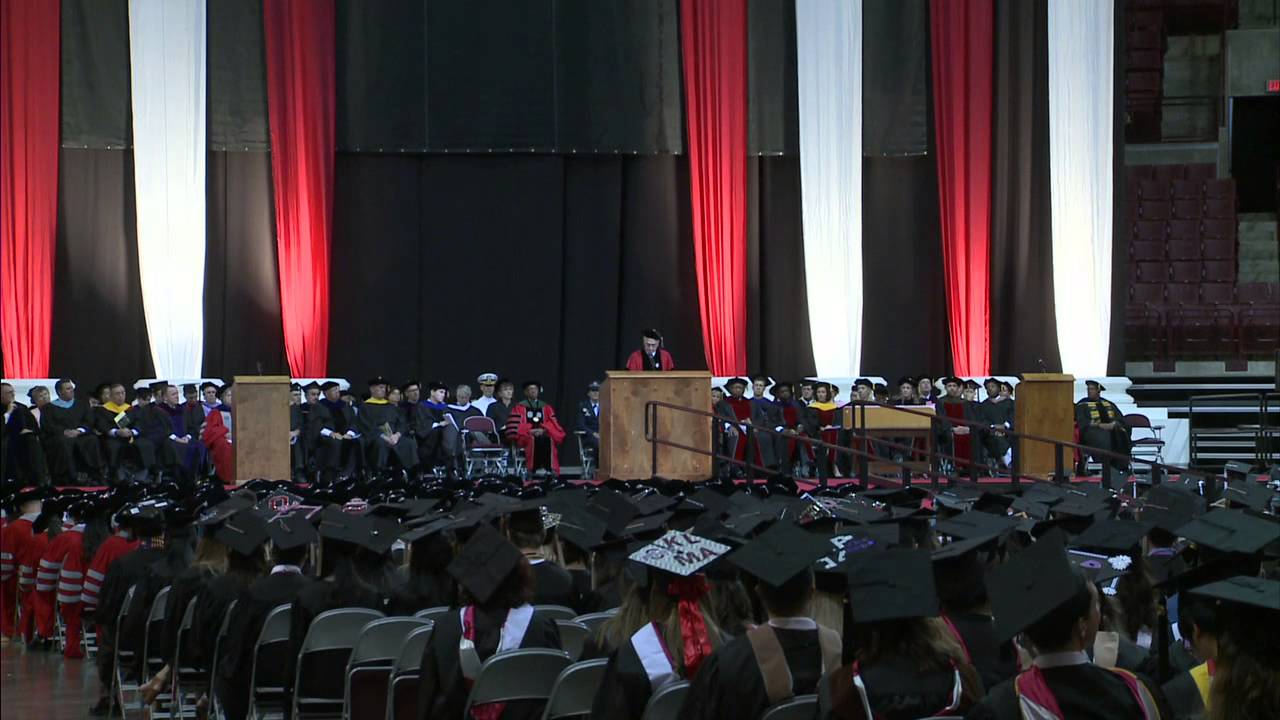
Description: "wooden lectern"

(598, 371), (712, 481)
(232, 375), (292, 484)
(1014, 373), (1075, 477)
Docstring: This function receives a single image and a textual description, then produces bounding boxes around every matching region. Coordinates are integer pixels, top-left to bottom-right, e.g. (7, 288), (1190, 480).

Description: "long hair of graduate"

(227, 545), (267, 583)
(647, 573), (724, 675)
(192, 533), (230, 575)
(1208, 608), (1280, 720)
(849, 616), (971, 674)
(334, 546), (403, 599)
(459, 555), (535, 611)
(598, 572), (649, 653)
(80, 516), (111, 566)
(1114, 554), (1158, 642)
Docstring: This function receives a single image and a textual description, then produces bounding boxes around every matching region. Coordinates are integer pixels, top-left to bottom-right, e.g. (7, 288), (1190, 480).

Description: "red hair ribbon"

(667, 575), (713, 678)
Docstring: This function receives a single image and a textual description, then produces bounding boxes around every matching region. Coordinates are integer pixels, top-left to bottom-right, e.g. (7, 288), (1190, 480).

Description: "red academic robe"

(511, 402), (567, 474)
(625, 348), (675, 371)
(723, 397), (752, 462)
(202, 407), (234, 481)
(0, 516), (35, 638)
(17, 531), (49, 643)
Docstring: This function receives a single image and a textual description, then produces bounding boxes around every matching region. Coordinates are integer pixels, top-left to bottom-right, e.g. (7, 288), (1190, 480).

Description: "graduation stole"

(364, 398), (390, 405)
(630, 622), (678, 691)
(1014, 665), (1159, 720)
(746, 623), (842, 705)
(1190, 660), (1214, 710)
(458, 604), (535, 720)
(845, 660), (963, 720)
(940, 613), (973, 665)
(1085, 401), (1113, 424)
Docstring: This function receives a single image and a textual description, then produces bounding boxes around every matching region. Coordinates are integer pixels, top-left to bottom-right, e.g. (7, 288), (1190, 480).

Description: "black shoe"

(88, 698), (112, 717)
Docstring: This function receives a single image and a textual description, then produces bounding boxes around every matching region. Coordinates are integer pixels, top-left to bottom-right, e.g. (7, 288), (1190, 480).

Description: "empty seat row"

(1130, 281), (1242, 305)
(1129, 234), (1237, 261)
(1131, 260), (1235, 284)
(1136, 177), (1235, 201)
(1133, 196), (1236, 221)
(1126, 304), (1280, 360)
(1126, 163), (1216, 187)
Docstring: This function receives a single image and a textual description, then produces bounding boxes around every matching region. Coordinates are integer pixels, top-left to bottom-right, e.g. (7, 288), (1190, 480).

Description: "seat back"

(571, 610), (617, 634)
(413, 606), (452, 623)
(641, 680), (691, 720)
(761, 694), (819, 720)
(463, 648), (572, 714)
(387, 624), (435, 720)
(541, 659), (608, 720)
(346, 617), (430, 720)
(464, 415), (500, 435)
(533, 605), (578, 622)
(207, 599), (237, 720)
(554, 620), (590, 661)
(251, 603), (294, 706)
(142, 586), (172, 675)
(1123, 413), (1152, 429)
(293, 608), (385, 718)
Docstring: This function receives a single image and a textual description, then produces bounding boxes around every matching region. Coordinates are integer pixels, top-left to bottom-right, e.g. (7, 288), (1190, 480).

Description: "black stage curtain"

(51, 150), (153, 385)
(209, 0), (270, 152)
(748, 0), (799, 156)
(863, 0), (930, 157)
(61, 0), (131, 149)
(1108, 0), (1127, 374)
(861, 154), (952, 376)
(746, 157), (815, 379)
(337, 0), (427, 152)
(204, 152), (285, 376)
(990, 0), (1060, 374)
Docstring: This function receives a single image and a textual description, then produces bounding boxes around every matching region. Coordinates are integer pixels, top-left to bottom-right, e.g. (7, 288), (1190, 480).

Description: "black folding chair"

(761, 694), (818, 720)
(554, 620), (590, 661)
(641, 680), (690, 720)
(385, 624), (435, 720)
(250, 603), (293, 720)
(345, 617), (430, 720)
(112, 585), (141, 717)
(291, 607), (385, 720)
(461, 648), (573, 718)
(541, 659), (608, 720)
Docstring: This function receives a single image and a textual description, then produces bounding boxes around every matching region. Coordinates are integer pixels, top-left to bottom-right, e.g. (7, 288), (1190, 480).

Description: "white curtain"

(795, 0), (863, 376)
(129, 0), (207, 378)
(1048, 0), (1113, 376)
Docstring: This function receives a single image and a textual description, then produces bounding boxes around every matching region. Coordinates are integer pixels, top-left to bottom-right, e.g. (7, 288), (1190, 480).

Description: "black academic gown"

(417, 606), (563, 720)
(590, 625), (676, 720)
(975, 399), (1015, 464)
(290, 405), (306, 473)
(530, 559), (576, 608)
(218, 571), (314, 720)
(193, 572), (254, 674)
(388, 572), (454, 616)
(2, 402), (45, 484)
(156, 565), (219, 669)
(968, 663), (1165, 720)
(1074, 399), (1132, 472)
(40, 399), (102, 482)
(93, 405), (158, 473)
(934, 396), (979, 469)
(307, 400), (361, 477)
(1161, 666), (1207, 720)
(818, 656), (972, 720)
(358, 400), (419, 471)
(946, 612), (1018, 692)
(678, 627), (826, 720)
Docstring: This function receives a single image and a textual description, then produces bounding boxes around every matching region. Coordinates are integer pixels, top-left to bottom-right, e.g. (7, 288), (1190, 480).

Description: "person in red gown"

(202, 385), (234, 482)
(625, 329), (675, 371)
(721, 378), (753, 470)
(511, 381), (567, 476)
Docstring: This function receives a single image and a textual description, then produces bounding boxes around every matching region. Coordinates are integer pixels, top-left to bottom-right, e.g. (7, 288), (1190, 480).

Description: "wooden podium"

(232, 375), (292, 484)
(598, 371), (712, 481)
(1014, 373), (1075, 477)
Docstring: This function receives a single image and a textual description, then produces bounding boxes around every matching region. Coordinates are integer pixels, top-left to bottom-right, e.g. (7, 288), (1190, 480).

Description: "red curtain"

(0, 0), (59, 378)
(930, 0), (993, 376)
(680, 0), (749, 375)
(263, 0), (335, 377)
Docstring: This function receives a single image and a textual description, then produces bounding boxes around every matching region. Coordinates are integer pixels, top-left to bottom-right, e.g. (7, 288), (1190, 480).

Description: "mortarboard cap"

(932, 531), (1003, 562)
(725, 377), (748, 389)
(1052, 492), (1113, 519)
(1071, 518), (1154, 554)
(728, 521), (830, 588)
(846, 549), (939, 622)
(521, 380), (541, 391)
(148, 380), (169, 392)
(853, 378), (874, 389)
(290, 382), (302, 391)
(629, 530), (730, 577)
(1010, 496), (1051, 520)
(367, 376), (388, 387)
(447, 524), (523, 604)
(986, 530), (1080, 641)
(1137, 484), (1205, 532)
(1067, 549), (1132, 591)
(1222, 479), (1276, 512)
(215, 511), (269, 556)
(555, 509), (609, 551)
(1177, 509), (1279, 556)
(642, 328), (663, 341)
(266, 514), (319, 550)
(319, 381), (340, 392)
(1188, 575), (1280, 612)
(935, 510), (1017, 540)
(622, 510), (673, 538)
(1187, 575), (1280, 657)
(318, 507), (398, 554)
(942, 376), (963, 387)
(814, 525), (898, 575)
(196, 495), (255, 527)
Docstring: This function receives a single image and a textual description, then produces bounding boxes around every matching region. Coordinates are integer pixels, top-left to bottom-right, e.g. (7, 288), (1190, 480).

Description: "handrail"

(1188, 391), (1279, 466)
(642, 397), (1213, 493)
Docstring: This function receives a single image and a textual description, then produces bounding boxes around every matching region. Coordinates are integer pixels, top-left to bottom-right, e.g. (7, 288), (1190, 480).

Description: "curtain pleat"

(1048, 0), (1114, 376)
(1, 0), (60, 377)
(679, 0), (749, 375)
(128, 0), (207, 378)
(795, 0), (862, 376)
(264, 0), (335, 377)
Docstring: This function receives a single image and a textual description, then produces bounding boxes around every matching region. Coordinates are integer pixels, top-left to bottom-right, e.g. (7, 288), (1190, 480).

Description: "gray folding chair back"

(142, 585), (172, 676)
(761, 694), (818, 720)
(170, 596), (203, 719)
(208, 599), (237, 720)
(571, 610), (616, 634)
(541, 659), (608, 720)
(113, 585), (141, 715)
(249, 603), (293, 720)
(386, 624), (435, 720)
(641, 680), (690, 720)
(345, 617), (430, 720)
(554, 620), (590, 661)
(533, 605), (577, 622)
(413, 606), (451, 623)
(292, 607), (385, 720)
(462, 648), (573, 717)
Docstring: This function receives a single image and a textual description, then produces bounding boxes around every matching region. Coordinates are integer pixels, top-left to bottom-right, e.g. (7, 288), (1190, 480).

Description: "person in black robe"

(389, 523), (456, 615)
(151, 384), (206, 484)
(933, 376), (980, 474)
(931, 532), (1018, 692)
(2, 383), (46, 484)
(289, 385), (306, 479)
(818, 549), (983, 720)
(417, 525), (563, 720)
(976, 378), (1015, 468)
(409, 382), (453, 474)
(307, 381), (362, 482)
(590, 538), (729, 720)
(39, 378), (103, 484)
(746, 376), (787, 472)
(188, 520), (266, 705)
(506, 504), (575, 607)
(94, 382), (159, 481)
(576, 381), (602, 460)
(969, 533), (1167, 720)
(679, 523), (839, 720)
(357, 377), (419, 475)
(216, 514), (316, 720)
(1074, 380), (1132, 487)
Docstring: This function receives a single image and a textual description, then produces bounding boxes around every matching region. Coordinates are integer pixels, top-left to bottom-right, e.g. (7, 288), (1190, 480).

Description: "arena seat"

(1199, 283), (1234, 304)
(386, 624), (435, 720)
(1139, 199), (1172, 221)
(461, 648), (573, 719)
(1130, 240), (1164, 262)
(1138, 179), (1170, 200)
(1165, 283), (1199, 305)
(1134, 220), (1167, 242)
(1170, 179), (1201, 200)
(1171, 198), (1202, 219)
(1166, 219), (1200, 245)
(1169, 261), (1202, 283)
(1202, 235), (1236, 261)
(345, 617), (430, 720)
(1202, 260), (1235, 283)
(1134, 262), (1169, 283)
(1130, 283), (1164, 305)
(1167, 238), (1200, 261)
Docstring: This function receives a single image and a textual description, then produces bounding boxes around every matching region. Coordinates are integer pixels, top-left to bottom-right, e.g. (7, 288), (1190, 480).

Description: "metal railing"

(1189, 391), (1280, 467)
(643, 398), (1215, 493)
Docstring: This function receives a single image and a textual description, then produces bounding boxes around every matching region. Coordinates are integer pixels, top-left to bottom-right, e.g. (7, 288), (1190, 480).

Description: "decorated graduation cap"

(196, 495), (255, 527)
(986, 530), (1083, 641)
(629, 530), (730, 577)
(728, 520), (830, 588)
(846, 549), (939, 623)
(1067, 549), (1132, 595)
(448, 524), (524, 604)
(815, 525), (899, 576)
(1071, 518), (1153, 555)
